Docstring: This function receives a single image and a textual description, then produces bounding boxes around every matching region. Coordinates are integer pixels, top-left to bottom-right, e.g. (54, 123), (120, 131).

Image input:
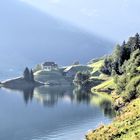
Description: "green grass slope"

(92, 78), (115, 93)
(89, 59), (104, 77)
(88, 58), (115, 94)
(86, 97), (140, 140)
(34, 70), (70, 85)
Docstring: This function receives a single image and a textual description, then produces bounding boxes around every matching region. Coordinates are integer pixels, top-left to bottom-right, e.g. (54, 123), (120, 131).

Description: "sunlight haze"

(19, 0), (140, 41)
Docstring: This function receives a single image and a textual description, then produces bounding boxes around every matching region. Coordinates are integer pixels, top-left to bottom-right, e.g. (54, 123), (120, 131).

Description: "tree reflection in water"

(73, 87), (91, 104)
(5, 85), (115, 118)
(99, 99), (116, 118)
(22, 88), (34, 104)
(33, 86), (74, 107)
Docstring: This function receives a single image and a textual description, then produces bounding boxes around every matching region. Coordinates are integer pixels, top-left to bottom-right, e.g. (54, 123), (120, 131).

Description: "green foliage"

(101, 33), (140, 75)
(100, 56), (113, 75)
(123, 49), (140, 74)
(92, 78), (115, 93)
(89, 59), (104, 76)
(123, 76), (140, 101)
(86, 33), (140, 140)
(73, 72), (95, 92)
(99, 33), (140, 102)
(114, 74), (128, 94)
(115, 48), (140, 99)
(73, 71), (90, 86)
(86, 98), (140, 140)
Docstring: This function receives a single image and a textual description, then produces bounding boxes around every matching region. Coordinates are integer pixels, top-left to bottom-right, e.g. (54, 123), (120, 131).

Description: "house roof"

(64, 65), (90, 73)
(42, 62), (58, 67)
(64, 66), (73, 72)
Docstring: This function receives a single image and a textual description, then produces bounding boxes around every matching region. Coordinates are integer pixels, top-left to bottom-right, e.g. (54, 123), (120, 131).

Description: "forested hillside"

(100, 33), (140, 105)
(86, 33), (140, 140)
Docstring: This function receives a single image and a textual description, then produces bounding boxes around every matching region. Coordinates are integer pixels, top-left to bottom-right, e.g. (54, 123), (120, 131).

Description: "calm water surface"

(0, 85), (115, 140)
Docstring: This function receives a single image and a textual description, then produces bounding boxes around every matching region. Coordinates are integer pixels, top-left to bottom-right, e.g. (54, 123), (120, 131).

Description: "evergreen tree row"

(101, 33), (140, 75)
(23, 67), (34, 82)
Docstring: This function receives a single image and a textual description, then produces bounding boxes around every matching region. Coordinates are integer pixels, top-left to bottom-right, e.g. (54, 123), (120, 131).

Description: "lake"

(0, 85), (115, 140)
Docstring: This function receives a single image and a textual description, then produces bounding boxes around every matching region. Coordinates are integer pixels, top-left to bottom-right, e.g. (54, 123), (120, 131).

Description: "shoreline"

(85, 96), (140, 140)
(85, 77), (140, 140)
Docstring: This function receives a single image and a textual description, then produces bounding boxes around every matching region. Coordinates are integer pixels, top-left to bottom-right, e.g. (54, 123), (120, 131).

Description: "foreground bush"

(123, 76), (140, 102)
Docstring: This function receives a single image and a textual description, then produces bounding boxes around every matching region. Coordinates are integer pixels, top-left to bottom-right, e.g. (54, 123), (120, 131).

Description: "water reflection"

(91, 93), (116, 118)
(73, 88), (91, 104)
(34, 86), (74, 107)
(23, 88), (34, 104)
(4, 85), (115, 118)
(99, 99), (115, 118)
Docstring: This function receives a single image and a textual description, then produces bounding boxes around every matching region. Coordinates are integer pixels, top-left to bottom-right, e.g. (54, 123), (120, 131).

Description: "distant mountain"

(0, 0), (113, 79)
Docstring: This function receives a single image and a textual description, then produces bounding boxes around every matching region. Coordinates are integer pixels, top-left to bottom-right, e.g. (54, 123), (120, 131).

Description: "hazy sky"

(0, 0), (139, 77)
(19, 0), (140, 42)
(0, 0), (113, 73)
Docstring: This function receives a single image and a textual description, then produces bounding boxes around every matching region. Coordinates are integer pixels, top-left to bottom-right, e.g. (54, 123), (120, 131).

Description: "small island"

(1, 67), (44, 90)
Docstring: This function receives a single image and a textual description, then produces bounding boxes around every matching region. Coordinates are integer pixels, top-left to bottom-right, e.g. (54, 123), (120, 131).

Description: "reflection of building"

(33, 86), (74, 107)
(34, 92), (58, 107)
(41, 62), (58, 71)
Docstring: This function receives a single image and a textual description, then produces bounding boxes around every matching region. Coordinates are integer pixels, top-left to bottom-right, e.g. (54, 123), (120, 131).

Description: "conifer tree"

(132, 33), (140, 51)
(23, 67), (30, 81)
(30, 69), (34, 82)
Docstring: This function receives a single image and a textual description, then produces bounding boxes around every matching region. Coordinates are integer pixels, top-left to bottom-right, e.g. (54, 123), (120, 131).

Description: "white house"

(41, 62), (58, 71)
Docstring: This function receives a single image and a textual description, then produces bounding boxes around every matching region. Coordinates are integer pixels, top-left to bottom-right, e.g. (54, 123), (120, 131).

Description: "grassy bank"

(89, 58), (115, 95)
(86, 55), (140, 140)
(86, 97), (140, 140)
